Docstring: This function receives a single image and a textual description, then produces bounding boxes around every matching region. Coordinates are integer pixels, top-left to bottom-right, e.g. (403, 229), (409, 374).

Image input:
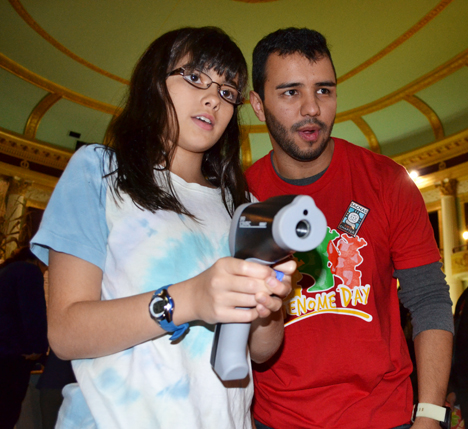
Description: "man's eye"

(284, 89), (297, 96)
(317, 88), (330, 95)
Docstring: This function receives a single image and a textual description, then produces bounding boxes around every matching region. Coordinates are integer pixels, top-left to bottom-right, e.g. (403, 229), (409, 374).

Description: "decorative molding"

(24, 93), (62, 138)
(452, 249), (468, 279)
(436, 178), (458, 196)
(337, 0), (453, 84)
(392, 128), (468, 170)
(0, 126), (72, 171)
(0, 161), (58, 189)
(0, 53), (120, 115)
(351, 117), (381, 153)
(336, 48), (468, 123)
(25, 186), (52, 207)
(8, 178), (29, 196)
(9, 0), (129, 85)
(403, 94), (444, 140)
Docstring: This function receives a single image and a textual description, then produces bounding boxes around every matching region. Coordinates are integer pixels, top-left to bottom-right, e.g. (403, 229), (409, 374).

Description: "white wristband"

(412, 403), (451, 428)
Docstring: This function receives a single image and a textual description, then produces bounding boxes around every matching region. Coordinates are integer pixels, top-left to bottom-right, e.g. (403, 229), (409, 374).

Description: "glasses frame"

(168, 67), (243, 106)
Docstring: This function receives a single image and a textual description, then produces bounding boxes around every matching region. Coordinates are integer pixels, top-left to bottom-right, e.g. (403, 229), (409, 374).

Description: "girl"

(31, 27), (294, 428)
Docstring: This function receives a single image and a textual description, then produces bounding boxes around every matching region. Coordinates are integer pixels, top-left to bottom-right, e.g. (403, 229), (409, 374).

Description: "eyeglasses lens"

(181, 69), (240, 105)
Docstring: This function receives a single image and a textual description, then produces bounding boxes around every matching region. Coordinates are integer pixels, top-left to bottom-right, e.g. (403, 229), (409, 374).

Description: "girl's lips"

(191, 115), (215, 131)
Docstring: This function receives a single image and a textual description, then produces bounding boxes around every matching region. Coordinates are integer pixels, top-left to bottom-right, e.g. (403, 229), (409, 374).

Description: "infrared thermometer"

(210, 194), (327, 381)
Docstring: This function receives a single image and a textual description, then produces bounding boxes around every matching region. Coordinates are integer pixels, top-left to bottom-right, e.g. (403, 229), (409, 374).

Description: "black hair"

(252, 27), (335, 100)
(106, 27), (249, 217)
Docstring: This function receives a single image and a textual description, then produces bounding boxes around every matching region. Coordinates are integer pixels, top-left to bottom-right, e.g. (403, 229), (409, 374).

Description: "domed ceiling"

(1, 0), (468, 190)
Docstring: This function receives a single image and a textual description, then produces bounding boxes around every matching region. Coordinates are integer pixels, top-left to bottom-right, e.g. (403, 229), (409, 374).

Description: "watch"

(149, 286), (189, 340)
(411, 403), (451, 429)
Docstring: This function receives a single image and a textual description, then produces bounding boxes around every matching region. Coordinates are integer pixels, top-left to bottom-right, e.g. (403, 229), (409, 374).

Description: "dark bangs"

(168, 27), (247, 96)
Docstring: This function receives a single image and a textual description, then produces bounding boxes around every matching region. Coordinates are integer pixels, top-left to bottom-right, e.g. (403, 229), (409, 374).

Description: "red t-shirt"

(246, 138), (441, 429)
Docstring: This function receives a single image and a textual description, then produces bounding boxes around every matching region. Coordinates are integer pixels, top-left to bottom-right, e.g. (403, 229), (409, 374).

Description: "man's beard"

(264, 107), (333, 162)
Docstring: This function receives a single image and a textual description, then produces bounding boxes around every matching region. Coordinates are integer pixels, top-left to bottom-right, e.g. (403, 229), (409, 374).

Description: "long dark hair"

(107, 27), (249, 217)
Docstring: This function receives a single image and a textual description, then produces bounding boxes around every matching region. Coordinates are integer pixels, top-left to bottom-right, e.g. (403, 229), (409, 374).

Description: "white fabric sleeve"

(31, 144), (110, 271)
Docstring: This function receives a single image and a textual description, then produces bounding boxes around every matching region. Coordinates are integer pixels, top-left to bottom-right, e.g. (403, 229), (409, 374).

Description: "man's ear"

(249, 90), (266, 122)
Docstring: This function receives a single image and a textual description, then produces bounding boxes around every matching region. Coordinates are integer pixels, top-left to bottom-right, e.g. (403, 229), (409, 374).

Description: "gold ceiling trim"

(0, 160), (58, 189)
(0, 126), (72, 170)
(337, 0), (453, 84)
(9, 0), (129, 85)
(24, 93), (62, 139)
(392, 128), (468, 170)
(403, 94), (445, 140)
(0, 53), (120, 116)
(240, 126), (252, 170)
(243, 124), (268, 134)
(336, 48), (468, 123)
(412, 162), (468, 191)
(351, 117), (381, 154)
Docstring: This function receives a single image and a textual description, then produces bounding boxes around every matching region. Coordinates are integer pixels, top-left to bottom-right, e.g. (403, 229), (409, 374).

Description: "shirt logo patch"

(338, 201), (369, 237)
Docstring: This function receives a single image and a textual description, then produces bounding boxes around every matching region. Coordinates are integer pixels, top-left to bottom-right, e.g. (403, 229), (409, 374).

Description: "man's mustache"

(291, 118), (326, 132)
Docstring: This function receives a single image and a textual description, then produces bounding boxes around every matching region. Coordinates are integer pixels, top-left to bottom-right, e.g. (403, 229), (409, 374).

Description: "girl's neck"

(170, 149), (215, 188)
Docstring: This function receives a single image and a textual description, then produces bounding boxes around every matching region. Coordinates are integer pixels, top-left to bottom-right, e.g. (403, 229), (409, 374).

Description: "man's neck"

(271, 138), (335, 180)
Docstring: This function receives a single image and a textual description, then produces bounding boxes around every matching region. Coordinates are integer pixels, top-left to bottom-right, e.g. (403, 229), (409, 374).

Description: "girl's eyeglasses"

(168, 67), (243, 106)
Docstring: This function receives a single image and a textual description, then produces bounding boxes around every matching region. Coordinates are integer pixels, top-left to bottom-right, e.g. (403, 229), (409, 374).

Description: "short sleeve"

(387, 165), (441, 270)
(31, 145), (110, 271)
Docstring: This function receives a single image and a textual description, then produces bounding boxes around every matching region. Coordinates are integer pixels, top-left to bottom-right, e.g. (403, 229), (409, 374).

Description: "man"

(246, 28), (454, 429)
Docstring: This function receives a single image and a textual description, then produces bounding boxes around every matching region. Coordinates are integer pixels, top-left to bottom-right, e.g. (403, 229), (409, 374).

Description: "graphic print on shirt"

(284, 226), (373, 326)
(337, 201), (369, 237)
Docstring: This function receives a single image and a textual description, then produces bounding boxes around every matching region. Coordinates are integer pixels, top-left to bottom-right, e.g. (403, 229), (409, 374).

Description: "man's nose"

(300, 93), (320, 117)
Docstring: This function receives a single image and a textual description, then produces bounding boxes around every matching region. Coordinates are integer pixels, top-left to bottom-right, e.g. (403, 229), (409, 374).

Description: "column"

(0, 175), (11, 262)
(3, 178), (29, 259)
(436, 178), (464, 309)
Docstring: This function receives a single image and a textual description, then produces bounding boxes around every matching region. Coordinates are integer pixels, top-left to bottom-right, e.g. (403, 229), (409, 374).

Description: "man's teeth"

(196, 116), (212, 124)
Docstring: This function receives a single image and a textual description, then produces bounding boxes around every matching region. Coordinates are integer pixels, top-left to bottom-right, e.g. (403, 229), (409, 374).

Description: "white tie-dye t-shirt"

(31, 145), (253, 429)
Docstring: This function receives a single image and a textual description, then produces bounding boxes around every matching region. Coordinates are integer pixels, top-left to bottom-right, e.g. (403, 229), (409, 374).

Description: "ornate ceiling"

(1, 0), (468, 191)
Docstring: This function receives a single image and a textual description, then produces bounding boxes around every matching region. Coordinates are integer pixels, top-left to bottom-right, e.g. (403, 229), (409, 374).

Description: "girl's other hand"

(171, 257), (295, 326)
(255, 259), (295, 318)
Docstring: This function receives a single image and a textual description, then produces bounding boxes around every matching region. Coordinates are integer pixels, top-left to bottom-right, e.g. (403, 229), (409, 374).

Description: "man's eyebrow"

(316, 81), (337, 87)
(275, 80), (337, 90)
(275, 82), (303, 90)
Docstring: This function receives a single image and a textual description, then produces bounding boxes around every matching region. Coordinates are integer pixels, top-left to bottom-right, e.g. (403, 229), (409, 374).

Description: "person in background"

(246, 27), (454, 429)
(0, 246), (48, 429)
(447, 286), (468, 423)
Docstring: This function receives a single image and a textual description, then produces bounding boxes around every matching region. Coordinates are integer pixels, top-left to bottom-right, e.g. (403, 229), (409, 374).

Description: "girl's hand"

(255, 259), (295, 318)
(172, 257), (295, 326)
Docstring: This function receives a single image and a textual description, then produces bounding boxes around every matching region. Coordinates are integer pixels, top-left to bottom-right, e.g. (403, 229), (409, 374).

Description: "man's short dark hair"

(252, 28), (335, 100)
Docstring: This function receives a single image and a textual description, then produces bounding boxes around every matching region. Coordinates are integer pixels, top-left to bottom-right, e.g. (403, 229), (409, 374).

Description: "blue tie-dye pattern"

(137, 218), (157, 237)
(182, 324), (213, 358)
(156, 375), (190, 399)
(142, 231), (229, 291)
(95, 368), (140, 405)
(58, 384), (96, 428)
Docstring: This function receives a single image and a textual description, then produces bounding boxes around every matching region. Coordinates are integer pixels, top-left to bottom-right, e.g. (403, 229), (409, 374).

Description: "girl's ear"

(249, 91), (266, 122)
